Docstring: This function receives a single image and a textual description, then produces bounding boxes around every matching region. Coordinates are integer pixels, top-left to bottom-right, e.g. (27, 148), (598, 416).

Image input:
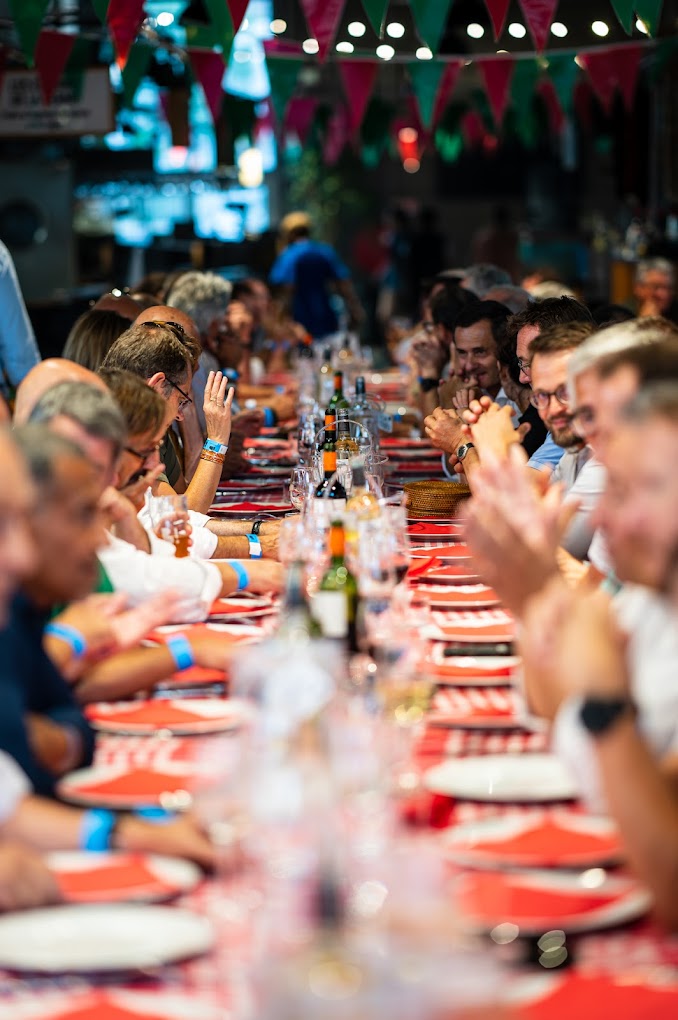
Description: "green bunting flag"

(361, 0), (390, 37)
(409, 60), (447, 129)
(510, 59), (540, 147)
(609, 0), (635, 32)
(8, 0), (50, 66)
(266, 57), (303, 126)
(545, 53), (580, 115)
(63, 36), (90, 102)
(185, 0), (234, 55)
(409, 0), (454, 54)
(634, 0), (664, 35)
(121, 42), (153, 107)
(91, 0), (109, 22)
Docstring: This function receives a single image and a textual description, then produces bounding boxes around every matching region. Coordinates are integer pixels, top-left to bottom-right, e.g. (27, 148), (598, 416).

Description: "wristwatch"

(247, 533), (263, 559)
(456, 442), (475, 462)
(418, 376), (439, 393)
(579, 696), (636, 736)
(251, 519), (263, 536)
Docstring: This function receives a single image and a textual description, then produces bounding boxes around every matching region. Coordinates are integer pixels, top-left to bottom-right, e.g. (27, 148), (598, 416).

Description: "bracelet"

(200, 450), (225, 465)
(44, 622), (88, 659)
(204, 438), (228, 456)
(262, 407), (277, 427)
(79, 808), (117, 851)
(166, 633), (195, 672)
(225, 560), (250, 591)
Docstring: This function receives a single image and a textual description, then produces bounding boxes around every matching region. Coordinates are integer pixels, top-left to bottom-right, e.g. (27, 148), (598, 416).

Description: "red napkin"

(412, 544), (471, 559)
(86, 701), (226, 728)
(48, 994), (177, 1020)
(163, 665), (228, 686)
(211, 501), (293, 513)
(381, 438), (431, 448)
(417, 563), (479, 579)
(407, 557), (443, 579)
(409, 522), (464, 535)
(67, 767), (193, 803)
(458, 871), (622, 925)
(423, 661), (515, 679)
(516, 974), (678, 1020)
(460, 818), (621, 867)
(399, 790), (457, 829)
(54, 855), (176, 902)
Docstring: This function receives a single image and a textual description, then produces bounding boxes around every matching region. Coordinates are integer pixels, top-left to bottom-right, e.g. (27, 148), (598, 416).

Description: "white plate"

(423, 754), (578, 802)
(0, 990), (223, 1020)
(456, 869), (651, 936)
(0, 904), (213, 973)
(46, 851), (201, 903)
(441, 811), (623, 870)
(57, 763), (198, 810)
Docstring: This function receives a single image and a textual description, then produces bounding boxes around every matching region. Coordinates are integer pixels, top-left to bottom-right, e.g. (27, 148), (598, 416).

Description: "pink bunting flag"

(323, 104), (350, 164)
(34, 29), (75, 104)
(478, 56), (515, 127)
(461, 109), (486, 148)
(226, 0), (250, 34)
(518, 0), (559, 52)
(484, 0), (511, 40)
(106, 0), (146, 67)
(579, 46), (643, 113)
(286, 96), (318, 145)
(339, 60), (380, 137)
(299, 0), (345, 62)
(188, 48), (226, 124)
(537, 77), (565, 134)
(432, 60), (462, 128)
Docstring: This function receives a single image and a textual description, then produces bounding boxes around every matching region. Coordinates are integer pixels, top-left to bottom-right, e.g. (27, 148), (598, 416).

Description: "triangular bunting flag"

(34, 29), (75, 105)
(581, 44), (644, 113)
(8, 0), (50, 66)
(339, 60), (379, 137)
(286, 96), (318, 145)
(510, 59), (540, 146)
(634, 0), (663, 35)
(194, 0), (235, 55)
(188, 48), (226, 124)
(226, 0), (250, 34)
(63, 36), (90, 101)
(361, 0), (390, 37)
(299, 0), (345, 61)
(478, 56), (515, 127)
(537, 77), (565, 134)
(609, 0), (635, 32)
(121, 41), (153, 107)
(323, 105), (350, 164)
(546, 53), (580, 114)
(518, 0), (558, 52)
(266, 56), (302, 126)
(409, 60), (446, 129)
(106, 0), (146, 67)
(579, 49), (617, 113)
(432, 61), (462, 127)
(91, 0), (109, 21)
(410, 0), (455, 54)
(461, 109), (486, 147)
(611, 44), (644, 109)
(484, 0), (510, 40)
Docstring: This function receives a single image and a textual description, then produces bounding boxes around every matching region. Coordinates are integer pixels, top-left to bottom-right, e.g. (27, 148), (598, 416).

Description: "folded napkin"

(407, 556), (443, 579)
(210, 501), (293, 514)
(68, 767), (194, 802)
(86, 701), (228, 728)
(458, 871), (626, 925)
(458, 817), (621, 867)
(54, 854), (177, 902)
(516, 974), (678, 1020)
(48, 994), (179, 1020)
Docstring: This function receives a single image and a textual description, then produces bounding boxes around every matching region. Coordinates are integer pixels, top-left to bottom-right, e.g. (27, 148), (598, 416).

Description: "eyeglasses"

(572, 405), (596, 437)
(167, 379), (193, 410)
(516, 357), (532, 373)
(125, 441), (161, 465)
(529, 384), (570, 410)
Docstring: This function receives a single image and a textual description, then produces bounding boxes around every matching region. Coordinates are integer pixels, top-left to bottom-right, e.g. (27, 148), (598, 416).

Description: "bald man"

(93, 291), (141, 321)
(14, 359), (108, 425)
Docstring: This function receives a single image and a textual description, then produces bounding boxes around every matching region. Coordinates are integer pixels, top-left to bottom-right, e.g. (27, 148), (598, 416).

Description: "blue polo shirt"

(270, 239), (349, 338)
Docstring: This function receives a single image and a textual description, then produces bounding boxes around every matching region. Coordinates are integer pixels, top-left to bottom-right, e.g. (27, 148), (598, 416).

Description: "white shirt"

(137, 507), (219, 560)
(0, 751), (29, 822)
(98, 532), (222, 622)
(552, 584), (678, 812)
(551, 447), (606, 561)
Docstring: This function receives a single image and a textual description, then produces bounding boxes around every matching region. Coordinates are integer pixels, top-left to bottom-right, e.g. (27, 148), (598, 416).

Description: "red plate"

(456, 870), (650, 935)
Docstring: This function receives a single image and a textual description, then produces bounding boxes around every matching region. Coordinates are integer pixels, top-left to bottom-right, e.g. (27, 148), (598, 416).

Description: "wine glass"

(383, 504), (411, 585)
(288, 467), (311, 512)
(147, 494), (190, 557)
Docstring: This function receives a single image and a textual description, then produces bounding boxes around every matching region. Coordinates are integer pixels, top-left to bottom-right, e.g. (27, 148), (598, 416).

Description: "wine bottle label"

(323, 451), (337, 471)
(311, 591), (348, 638)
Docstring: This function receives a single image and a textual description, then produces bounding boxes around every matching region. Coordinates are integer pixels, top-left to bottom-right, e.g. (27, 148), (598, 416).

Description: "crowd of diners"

(0, 247), (676, 932)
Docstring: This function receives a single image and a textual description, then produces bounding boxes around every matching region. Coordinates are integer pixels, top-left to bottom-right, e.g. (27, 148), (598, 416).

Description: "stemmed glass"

(288, 467), (311, 512)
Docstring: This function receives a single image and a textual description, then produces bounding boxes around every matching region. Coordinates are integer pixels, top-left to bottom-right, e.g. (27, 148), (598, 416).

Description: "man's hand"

(116, 813), (216, 870)
(464, 401), (530, 465)
(25, 716), (82, 775)
(410, 333), (447, 378)
(117, 465), (166, 514)
(203, 372), (234, 447)
(423, 406), (466, 456)
(0, 844), (61, 911)
(242, 559), (284, 594)
(451, 386), (483, 413)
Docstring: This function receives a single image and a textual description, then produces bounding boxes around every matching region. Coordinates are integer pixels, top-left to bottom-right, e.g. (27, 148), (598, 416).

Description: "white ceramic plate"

(455, 869), (651, 936)
(423, 754), (578, 802)
(0, 990), (223, 1020)
(85, 698), (253, 736)
(47, 851), (201, 903)
(441, 811), (623, 870)
(0, 904), (213, 973)
(57, 763), (197, 810)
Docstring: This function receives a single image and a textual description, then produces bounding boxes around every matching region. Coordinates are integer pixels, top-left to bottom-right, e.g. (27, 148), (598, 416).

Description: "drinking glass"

(288, 467), (311, 512)
(148, 494), (190, 557)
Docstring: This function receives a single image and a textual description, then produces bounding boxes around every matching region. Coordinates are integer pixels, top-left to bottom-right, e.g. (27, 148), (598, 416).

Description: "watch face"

(457, 444), (469, 461)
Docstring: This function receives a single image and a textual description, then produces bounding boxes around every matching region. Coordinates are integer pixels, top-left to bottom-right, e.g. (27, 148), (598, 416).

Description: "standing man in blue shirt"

(269, 212), (363, 340)
(0, 240), (40, 407)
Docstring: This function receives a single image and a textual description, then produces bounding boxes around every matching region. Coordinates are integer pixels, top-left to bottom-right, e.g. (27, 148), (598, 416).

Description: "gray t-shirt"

(551, 446), (606, 561)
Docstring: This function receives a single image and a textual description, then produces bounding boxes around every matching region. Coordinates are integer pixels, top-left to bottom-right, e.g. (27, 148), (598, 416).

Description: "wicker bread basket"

(403, 480), (471, 518)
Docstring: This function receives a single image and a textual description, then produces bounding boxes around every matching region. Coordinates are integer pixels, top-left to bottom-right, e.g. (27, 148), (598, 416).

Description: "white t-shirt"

(137, 507), (219, 560)
(0, 752), (29, 823)
(551, 447), (606, 561)
(98, 532), (222, 622)
(552, 584), (678, 812)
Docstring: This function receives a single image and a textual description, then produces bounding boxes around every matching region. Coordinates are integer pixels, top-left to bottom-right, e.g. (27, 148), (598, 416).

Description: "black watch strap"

(579, 696), (636, 736)
(418, 376), (439, 393)
(251, 519), (263, 535)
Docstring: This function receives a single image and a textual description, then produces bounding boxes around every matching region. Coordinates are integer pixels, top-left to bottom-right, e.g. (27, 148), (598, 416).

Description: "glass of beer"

(148, 494), (191, 557)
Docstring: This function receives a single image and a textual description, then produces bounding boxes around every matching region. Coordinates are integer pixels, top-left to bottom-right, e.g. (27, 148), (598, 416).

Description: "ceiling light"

(508, 23), (526, 38)
(467, 23), (485, 39)
(398, 127), (418, 143)
(156, 11), (174, 27)
(336, 41), (354, 53)
(386, 22), (405, 38)
(376, 44), (395, 59)
(415, 46), (433, 60)
(635, 18), (649, 34)
(574, 55), (584, 67)
(550, 22), (567, 37)
(302, 38), (319, 53)
(348, 21), (366, 37)
(270, 19), (286, 34)
(403, 158), (420, 173)
(591, 20), (609, 36)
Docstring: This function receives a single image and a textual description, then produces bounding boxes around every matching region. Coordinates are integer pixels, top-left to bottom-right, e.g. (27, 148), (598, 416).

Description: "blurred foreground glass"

(147, 493), (190, 557)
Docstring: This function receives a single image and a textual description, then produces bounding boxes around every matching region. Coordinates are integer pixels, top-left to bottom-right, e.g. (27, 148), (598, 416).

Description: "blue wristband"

(204, 438), (228, 455)
(225, 559), (250, 591)
(247, 534), (263, 559)
(44, 622), (87, 659)
(80, 808), (117, 851)
(262, 407), (276, 427)
(166, 633), (195, 672)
